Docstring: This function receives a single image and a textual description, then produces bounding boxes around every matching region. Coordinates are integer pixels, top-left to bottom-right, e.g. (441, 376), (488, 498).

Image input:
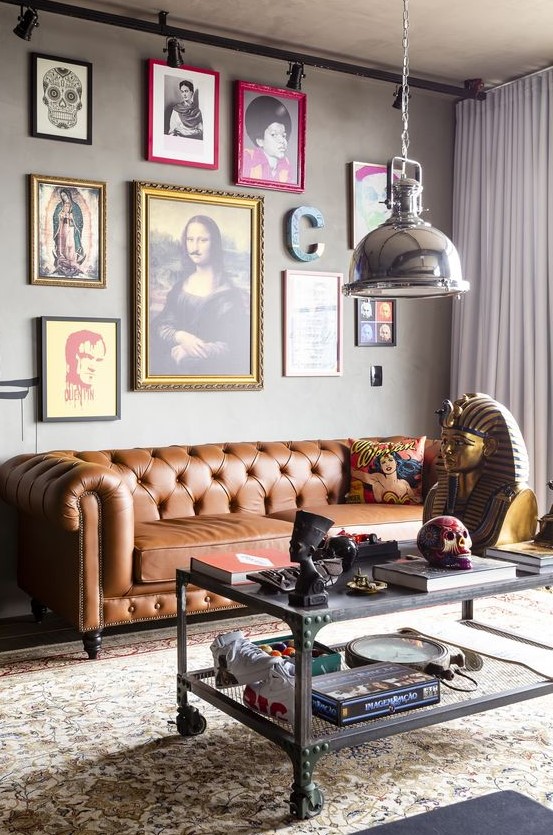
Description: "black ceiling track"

(1, 0), (478, 99)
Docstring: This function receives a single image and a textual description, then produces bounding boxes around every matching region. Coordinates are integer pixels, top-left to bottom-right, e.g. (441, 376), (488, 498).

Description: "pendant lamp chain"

(401, 0), (410, 160)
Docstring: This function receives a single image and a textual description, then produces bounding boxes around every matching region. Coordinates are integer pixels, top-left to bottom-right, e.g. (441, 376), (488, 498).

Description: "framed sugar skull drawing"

(31, 53), (92, 144)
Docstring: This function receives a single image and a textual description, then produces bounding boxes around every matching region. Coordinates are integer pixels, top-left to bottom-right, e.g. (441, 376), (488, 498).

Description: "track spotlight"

(392, 85), (402, 109)
(165, 37), (185, 69)
(13, 5), (39, 40)
(392, 84), (411, 109)
(286, 62), (305, 91)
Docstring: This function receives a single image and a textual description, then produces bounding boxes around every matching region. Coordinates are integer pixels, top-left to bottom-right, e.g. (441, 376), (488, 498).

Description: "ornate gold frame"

(133, 181), (263, 391)
(30, 173), (106, 288)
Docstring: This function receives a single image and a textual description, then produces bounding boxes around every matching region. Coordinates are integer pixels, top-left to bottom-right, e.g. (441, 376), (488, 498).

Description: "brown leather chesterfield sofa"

(0, 437), (439, 658)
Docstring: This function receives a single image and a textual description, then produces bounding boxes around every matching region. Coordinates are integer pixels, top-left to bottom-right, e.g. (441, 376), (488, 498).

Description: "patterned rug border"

(0, 615), (287, 678)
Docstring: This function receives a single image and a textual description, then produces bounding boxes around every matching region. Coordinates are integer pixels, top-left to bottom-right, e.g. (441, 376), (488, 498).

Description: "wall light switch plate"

(370, 365), (382, 386)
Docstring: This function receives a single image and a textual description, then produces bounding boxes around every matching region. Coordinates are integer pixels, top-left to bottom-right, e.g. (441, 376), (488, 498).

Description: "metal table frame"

(175, 565), (553, 819)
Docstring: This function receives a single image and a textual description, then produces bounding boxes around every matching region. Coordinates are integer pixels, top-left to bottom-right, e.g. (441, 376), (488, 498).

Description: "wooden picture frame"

(30, 174), (106, 288)
(235, 81), (306, 192)
(283, 269), (343, 376)
(350, 161), (390, 249)
(355, 298), (396, 346)
(40, 316), (121, 421)
(147, 59), (219, 169)
(133, 181), (263, 391)
(31, 53), (92, 144)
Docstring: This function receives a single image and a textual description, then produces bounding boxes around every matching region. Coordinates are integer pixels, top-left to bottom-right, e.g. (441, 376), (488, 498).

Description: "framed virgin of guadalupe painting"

(30, 173), (106, 288)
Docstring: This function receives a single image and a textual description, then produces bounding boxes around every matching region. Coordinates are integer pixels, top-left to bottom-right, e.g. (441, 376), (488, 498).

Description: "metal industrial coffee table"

(175, 563), (553, 819)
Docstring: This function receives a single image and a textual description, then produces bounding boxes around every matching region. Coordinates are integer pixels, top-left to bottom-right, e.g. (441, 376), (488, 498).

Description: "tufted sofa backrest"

(74, 440), (349, 523)
(63, 437), (440, 524)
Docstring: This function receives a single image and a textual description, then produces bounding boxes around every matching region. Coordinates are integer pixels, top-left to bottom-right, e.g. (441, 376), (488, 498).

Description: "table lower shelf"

(179, 621), (553, 749)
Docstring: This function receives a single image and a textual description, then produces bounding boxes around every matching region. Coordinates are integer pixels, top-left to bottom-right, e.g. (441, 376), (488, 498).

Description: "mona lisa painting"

(30, 173), (106, 288)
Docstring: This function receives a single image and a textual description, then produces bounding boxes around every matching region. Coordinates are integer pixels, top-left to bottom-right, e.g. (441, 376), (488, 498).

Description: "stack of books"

(190, 549), (293, 584)
(372, 555), (517, 592)
(485, 540), (553, 574)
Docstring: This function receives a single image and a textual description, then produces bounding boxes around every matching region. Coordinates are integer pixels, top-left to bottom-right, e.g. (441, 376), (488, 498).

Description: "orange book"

(190, 548), (293, 584)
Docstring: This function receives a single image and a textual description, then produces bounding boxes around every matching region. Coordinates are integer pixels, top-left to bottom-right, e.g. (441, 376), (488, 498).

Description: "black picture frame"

(31, 53), (92, 144)
(40, 316), (121, 421)
(355, 298), (396, 346)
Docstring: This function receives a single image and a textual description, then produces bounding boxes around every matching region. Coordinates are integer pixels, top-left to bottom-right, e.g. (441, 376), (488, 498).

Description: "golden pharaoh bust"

(423, 392), (537, 555)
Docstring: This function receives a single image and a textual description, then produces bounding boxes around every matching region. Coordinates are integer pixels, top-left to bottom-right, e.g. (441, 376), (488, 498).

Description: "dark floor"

(0, 605), (249, 653)
(0, 611), (178, 653)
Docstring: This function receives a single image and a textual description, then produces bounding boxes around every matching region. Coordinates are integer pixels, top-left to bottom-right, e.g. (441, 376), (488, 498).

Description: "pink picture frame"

(235, 81), (306, 193)
(147, 59), (219, 169)
(350, 161), (391, 249)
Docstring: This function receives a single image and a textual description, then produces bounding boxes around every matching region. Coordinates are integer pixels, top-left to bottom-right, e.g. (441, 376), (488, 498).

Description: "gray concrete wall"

(0, 6), (454, 617)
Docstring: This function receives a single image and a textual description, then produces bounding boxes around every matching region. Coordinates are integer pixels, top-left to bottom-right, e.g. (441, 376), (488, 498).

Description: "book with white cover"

(485, 540), (553, 571)
(190, 549), (293, 584)
(372, 555), (517, 592)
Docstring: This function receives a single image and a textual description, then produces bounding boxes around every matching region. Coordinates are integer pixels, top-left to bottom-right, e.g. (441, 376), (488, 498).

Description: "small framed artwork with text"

(283, 269), (343, 376)
(147, 59), (219, 169)
(356, 298), (396, 347)
(235, 81), (306, 192)
(31, 53), (92, 144)
(40, 316), (121, 421)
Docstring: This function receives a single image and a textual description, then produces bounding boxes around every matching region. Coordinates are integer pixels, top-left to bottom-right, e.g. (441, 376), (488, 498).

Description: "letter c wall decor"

(286, 206), (325, 261)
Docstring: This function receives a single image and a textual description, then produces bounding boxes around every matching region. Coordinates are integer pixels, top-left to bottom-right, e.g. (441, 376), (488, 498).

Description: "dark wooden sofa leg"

(31, 598), (48, 622)
(82, 630), (102, 659)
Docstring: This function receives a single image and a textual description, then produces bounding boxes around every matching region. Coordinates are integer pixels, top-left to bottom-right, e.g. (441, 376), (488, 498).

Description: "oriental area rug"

(1, 590), (553, 835)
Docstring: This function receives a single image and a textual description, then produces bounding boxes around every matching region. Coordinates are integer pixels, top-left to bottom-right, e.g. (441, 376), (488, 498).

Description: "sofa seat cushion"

(269, 503), (424, 543)
(134, 514), (294, 583)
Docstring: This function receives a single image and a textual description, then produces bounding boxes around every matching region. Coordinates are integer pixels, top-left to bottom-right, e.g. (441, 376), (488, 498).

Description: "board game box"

(311, 661), (440, 726)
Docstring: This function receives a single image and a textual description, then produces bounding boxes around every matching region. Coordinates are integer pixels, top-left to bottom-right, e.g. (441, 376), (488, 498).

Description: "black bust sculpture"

(288, 510), (334, 607)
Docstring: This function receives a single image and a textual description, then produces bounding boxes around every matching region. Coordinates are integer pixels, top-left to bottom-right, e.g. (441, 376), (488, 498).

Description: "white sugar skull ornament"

(42, 66), (83, 130)
(416, 515), (473, 569)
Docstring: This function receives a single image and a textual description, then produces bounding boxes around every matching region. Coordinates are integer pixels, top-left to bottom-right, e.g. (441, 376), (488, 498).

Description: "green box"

(254, 634), (341, 676)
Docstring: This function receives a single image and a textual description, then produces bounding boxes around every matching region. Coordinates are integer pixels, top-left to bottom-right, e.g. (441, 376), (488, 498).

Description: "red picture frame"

(235, 81), (306, 193)
(147, 59), (219, 169)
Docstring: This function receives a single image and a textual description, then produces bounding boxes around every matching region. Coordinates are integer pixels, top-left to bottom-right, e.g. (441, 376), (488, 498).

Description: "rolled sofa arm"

(0, 452), (138, 634)
(0, 452), (134, 533)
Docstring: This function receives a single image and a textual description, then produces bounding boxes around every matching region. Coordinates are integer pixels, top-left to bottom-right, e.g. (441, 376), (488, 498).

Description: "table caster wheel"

(176, 705), (207, 736)
(290, 785), (324, 819)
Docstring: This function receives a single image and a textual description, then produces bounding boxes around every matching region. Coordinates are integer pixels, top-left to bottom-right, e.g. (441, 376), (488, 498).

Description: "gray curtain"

(451, 68), (553, 514)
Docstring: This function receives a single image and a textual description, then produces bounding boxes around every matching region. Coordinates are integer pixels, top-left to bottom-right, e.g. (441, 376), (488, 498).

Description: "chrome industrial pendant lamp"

(344, 0), (469, 299)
